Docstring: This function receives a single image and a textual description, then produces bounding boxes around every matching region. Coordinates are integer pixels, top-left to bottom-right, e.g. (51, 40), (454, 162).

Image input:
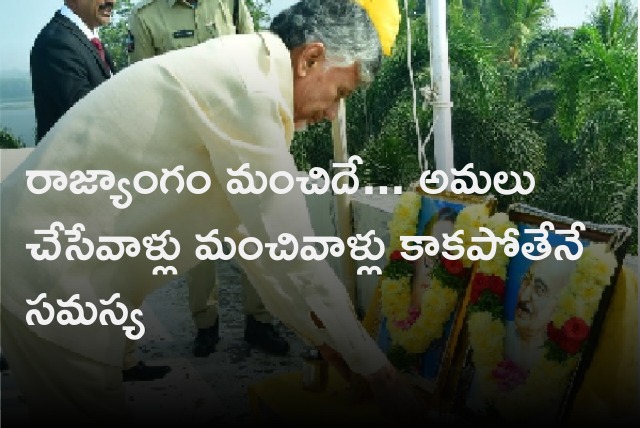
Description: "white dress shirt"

(59, 4), (99, 40)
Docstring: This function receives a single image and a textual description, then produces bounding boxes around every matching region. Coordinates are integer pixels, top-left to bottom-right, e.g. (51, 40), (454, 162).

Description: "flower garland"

(466, 213), (618, 421)
(380, 192), (488, 355)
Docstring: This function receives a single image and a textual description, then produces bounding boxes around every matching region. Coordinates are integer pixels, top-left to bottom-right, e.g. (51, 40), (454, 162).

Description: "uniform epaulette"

(131, 0), (157, 13)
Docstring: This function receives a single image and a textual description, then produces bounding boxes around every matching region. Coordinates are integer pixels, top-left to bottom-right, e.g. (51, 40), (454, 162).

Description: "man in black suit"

(27, 0), (171, 382)
(31, 0), (116, 143)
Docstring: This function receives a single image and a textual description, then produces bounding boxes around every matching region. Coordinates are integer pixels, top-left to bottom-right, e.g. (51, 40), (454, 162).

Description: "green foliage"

(590, 0), (638, 48)
(447, 2), (547, 210)
(388, 345), (420, 370)
(516, 29), (573, 124)
(289, 122), (333, 172)
(95, 0), (638, 255)
(556, 26), (637, 142)
(453, 0), (552, 66)
(533, 1), (639, 253)
(246, 0), (272, 30)
(530, 106), (639, 254)
(452, 101), (546, 210)
(0, 128), (26, 149)
(469, 292), (504, 321)
(499, 0), (553, 66)
(433, 261), (469, 292)
(358, 97), (424, 187)
(350, 14), (430, 144)
(289, 0), (637, 255)
(382, 257), (415, 280)
(99, 0), (134, 71)
(544, 338), (584, 364)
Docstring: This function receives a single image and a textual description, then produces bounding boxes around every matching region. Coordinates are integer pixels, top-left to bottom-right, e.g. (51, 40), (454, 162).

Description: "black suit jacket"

(31, 12), (115, 143)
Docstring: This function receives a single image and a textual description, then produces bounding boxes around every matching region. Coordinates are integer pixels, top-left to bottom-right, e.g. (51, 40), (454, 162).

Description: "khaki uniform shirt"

(0, 32), (386, 376)
(128, 0), (254, 62)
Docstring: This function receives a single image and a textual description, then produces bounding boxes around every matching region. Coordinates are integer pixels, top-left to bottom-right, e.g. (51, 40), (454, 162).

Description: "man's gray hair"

(269, 0), (383, 83)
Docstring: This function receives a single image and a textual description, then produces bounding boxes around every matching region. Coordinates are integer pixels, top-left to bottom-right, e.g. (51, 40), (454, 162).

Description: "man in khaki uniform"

(127, 0), (290, 358)
(128, 0), (254, 61)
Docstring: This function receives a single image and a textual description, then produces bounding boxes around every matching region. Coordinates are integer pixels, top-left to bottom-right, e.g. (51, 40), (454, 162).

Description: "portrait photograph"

(364, 189), (496, 400)
(453, 204), (632, 424)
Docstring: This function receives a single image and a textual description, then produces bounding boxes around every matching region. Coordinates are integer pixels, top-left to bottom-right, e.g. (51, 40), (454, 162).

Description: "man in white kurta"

(0, 1), (413, 423)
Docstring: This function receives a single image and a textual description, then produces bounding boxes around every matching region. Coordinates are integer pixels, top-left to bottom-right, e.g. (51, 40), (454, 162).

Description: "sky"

(0, 0), (637, 73)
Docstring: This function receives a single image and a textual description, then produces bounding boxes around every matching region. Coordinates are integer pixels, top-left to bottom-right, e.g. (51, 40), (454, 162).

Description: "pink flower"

(491, 359), (529, 392)
(394, 306), (421, 330)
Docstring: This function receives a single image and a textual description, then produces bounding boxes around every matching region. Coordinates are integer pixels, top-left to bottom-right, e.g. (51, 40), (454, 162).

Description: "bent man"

(1, 0), (418, 425)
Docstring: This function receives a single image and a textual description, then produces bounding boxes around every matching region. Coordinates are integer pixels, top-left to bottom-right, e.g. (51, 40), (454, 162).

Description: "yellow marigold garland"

(381, 192), (489, 354)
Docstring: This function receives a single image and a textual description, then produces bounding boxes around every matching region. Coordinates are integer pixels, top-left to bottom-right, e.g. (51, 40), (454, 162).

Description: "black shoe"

(0, 354), (8, 372)
(122, 361), (171, 382)
(244, 316), (290, 356)
(193, 319), (220, 358)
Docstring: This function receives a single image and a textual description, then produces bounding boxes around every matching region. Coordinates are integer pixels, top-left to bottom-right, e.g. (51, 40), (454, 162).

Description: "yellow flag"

(355, 0), (401, 56)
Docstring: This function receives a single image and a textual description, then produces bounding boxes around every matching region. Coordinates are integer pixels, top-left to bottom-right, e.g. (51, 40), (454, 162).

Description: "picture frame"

(363, 188), (497, 403)
(450, 203), (632, 425)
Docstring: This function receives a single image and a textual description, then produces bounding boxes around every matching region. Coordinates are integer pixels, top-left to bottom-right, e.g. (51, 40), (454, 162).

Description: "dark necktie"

(90, 37), (109, 69)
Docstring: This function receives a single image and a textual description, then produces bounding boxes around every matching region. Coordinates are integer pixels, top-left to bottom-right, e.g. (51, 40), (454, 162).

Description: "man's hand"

(317, 343), (351, 382)
(316, 344), (373, 402)
(365, 363), (427, 423)
(316, 344), (426, 422)
(312, 313), (353, 383)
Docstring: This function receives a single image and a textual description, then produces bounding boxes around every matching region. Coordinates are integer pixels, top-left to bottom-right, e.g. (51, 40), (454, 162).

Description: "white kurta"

(0, 31), (386, 375)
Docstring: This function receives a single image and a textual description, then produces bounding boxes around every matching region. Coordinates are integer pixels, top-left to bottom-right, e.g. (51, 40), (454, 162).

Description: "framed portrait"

(451, 203), (632, 425)
(363, 188), (497, 403)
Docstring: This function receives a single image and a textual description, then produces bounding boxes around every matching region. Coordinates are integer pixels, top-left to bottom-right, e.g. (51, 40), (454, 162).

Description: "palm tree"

(591, 0), (638, 49)
(532, 0), (638, 253)
(454, 0), (552, 65)
(499, 0), (553, 66)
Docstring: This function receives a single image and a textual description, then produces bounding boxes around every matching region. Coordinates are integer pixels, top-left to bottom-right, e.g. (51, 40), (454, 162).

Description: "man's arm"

(31, 37), (94, 117)
(192, 83), (387, 375)
(194, 89), (425, 422)
(128, 12), (156, 63)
